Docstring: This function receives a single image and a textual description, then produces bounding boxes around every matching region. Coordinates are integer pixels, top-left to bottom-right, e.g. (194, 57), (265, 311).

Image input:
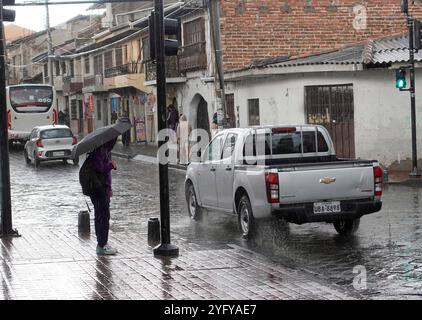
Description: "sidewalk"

(0, 224), (358, 300)
(112, 142), (188, 171)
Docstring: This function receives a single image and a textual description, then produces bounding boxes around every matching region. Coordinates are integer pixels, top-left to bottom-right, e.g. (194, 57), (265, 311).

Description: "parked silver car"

(24, 125), (79, 167)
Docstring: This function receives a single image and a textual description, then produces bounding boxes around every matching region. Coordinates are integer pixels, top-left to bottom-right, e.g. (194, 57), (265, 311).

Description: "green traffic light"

(396, 69), (407, 89)
(396, 78), (406, 89)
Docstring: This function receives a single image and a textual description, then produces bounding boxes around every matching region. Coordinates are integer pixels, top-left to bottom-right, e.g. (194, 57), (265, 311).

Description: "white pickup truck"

(185, 125), (383, 238)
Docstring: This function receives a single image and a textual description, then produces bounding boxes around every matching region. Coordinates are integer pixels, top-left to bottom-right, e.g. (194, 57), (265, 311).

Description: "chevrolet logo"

(319, 177), (336, 185)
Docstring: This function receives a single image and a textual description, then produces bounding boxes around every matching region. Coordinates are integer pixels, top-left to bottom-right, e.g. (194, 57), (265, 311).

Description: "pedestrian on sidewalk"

(89, 138), (118, 255)
(167, 105), (179, 143)
(120, 114), (131, 147)
(177, 114), (191, 165)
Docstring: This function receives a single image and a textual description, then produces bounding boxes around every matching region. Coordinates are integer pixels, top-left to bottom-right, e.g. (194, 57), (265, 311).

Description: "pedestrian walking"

(120, 114), (131, 147)
(167, 105), (179, 143)
(64, 108), (70, 127)
(84, 138), (118, 255)
(58, 110), (65, 125)
(177, 114), (191, 165)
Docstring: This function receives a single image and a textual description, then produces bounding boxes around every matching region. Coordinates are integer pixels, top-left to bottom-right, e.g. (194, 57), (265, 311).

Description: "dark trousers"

(90, 191), (110, 248)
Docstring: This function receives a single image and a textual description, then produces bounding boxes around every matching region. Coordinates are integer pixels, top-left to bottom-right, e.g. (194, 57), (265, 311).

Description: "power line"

(9, 0), (153, 6)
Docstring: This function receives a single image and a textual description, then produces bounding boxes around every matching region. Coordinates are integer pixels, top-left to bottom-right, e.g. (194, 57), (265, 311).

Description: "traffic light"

(396, 69), (407, 89)
(148, 11), (181, 61)
(414, 19), (422, 51)
(1, 0), (16, 22)
(163, 18), (181, 56)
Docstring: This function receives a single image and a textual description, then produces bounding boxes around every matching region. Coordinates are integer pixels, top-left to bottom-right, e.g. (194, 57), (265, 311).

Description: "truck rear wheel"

(185, 182), (203, 221)
(24, 149), (31, 164)
(238, 195), (255, 239)
(333, 218), (360, 235)
(34, 152), (40, 168)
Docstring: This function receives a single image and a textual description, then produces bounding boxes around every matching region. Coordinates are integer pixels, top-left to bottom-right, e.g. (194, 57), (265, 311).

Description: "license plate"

(313, 201), (341, 214)
(53, 151), (65, 156)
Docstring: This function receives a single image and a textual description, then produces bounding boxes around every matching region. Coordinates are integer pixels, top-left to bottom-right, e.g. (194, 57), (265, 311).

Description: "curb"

(112, 151), (187, 171)
(385, 179), (422, 187)
(111, 152), (134, 160)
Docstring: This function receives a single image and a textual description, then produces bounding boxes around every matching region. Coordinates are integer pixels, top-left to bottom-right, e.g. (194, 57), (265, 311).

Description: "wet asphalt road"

(7, 147), (422, 299)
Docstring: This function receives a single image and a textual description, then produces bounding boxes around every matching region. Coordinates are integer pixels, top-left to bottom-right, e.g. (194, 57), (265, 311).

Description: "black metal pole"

(0, 19), (18, 237)
(408, 16), (420, 177)
(153, 0), (178, 257)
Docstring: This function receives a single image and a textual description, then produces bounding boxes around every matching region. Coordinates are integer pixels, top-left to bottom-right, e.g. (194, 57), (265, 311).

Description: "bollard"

(78, 210), (91, 234)
(148, 218), (161, 246)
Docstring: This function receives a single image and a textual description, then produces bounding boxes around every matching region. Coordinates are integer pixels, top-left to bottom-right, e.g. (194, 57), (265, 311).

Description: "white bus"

(6, 84), (58, 145)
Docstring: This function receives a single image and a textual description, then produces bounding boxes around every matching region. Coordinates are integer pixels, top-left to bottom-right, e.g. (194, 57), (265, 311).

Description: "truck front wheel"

(238, 195), (255, 239)
(333, 218), (360, 235)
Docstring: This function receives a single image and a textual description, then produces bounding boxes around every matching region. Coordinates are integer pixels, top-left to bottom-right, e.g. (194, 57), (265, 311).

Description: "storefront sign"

(135, 117), (146, 143)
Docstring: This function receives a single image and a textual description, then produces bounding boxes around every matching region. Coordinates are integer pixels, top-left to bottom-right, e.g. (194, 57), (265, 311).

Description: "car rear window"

(243, 130), (329, 157)
(40, 129), (73, 139)
(272, 131), (329, 154)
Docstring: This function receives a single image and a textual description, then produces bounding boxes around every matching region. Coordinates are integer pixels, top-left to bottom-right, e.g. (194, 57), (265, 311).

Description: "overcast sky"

(6, 1), (102, 32)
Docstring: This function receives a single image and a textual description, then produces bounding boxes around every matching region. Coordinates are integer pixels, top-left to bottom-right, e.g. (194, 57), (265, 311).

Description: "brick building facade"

(220, 0), (422, 71)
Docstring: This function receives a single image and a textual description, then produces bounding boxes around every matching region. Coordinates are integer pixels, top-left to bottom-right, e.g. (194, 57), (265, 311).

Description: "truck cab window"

(222, 133), (238, 160)
(206, 135), (225, 161)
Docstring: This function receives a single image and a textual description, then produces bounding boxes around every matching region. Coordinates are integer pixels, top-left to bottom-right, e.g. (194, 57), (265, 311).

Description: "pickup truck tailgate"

(278, 164), (374, 203)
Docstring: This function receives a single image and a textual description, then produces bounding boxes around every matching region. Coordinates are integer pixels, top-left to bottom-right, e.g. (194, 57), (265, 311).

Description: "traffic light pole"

(408, 15), (420, 177)
(152, 0), (179, 257)
(0, 17), (18, 238)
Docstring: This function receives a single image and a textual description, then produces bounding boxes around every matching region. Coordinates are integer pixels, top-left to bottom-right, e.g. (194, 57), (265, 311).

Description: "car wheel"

(333, 218), (360, 235)
(238, 195), (255, 239)
(185, 182), (202, 221)
(24, 149), (31, 164)
(73, 157), (79, 165)
(34, 152), (40, 168)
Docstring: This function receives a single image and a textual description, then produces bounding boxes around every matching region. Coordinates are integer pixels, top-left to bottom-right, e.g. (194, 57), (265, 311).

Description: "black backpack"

(79, 155), (106, 196)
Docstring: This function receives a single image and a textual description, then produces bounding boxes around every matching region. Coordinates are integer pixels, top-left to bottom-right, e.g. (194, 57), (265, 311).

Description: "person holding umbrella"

(89, 138), (118, 255)
(74, 119), (132, 255)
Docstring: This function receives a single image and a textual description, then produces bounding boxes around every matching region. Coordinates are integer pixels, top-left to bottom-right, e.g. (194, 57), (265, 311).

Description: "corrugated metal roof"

(254, 45), (364, 69)
(251, 33), (422, 70)
(371, 35), (422, 64)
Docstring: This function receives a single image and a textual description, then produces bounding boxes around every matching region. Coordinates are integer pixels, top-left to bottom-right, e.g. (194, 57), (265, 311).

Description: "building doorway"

(196, 96), (210, 139)
(305, 84), (355, 158)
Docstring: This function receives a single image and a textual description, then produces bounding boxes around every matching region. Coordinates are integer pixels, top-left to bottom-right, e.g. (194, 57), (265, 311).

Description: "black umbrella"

(72, 119), (132, 158)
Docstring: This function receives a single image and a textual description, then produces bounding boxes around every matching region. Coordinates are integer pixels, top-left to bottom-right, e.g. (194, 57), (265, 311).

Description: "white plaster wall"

(231, 69), (422, 167)
(177, 76), (216, 130)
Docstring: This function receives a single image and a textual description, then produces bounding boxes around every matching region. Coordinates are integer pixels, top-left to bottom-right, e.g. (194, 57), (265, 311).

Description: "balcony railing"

(63, 75), (83, 93)
(178, 42), (207, 73)
(83, 74), (103, 87)
(104, 62), (143, 78)
(145, 56), (181, 82)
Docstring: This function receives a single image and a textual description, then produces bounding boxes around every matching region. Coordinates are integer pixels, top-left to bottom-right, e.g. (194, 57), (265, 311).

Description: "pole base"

(410, 167), (421, 178)
(153, 243), (179, 257)
(0, 228), (21, 238)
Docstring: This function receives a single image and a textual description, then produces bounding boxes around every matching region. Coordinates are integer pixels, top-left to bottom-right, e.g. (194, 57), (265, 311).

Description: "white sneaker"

(96, 244), (118, 255)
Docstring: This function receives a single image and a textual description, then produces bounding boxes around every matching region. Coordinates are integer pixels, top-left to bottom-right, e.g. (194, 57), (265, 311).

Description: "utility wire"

(9, 0), (155, 6)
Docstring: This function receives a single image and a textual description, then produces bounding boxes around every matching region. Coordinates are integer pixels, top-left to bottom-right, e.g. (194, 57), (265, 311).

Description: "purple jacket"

(93, 139), (116, 195)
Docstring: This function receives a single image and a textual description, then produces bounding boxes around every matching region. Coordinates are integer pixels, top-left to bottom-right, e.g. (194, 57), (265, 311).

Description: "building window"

(69, 60), (74, 77)
(104, 50), (113, 70)
(55, 61), (60, 76)
(123, 45), (128, 63)
(115, 47), (123, 66)
(142, 37), (150, 61)
(93, 54), (103, 75)
(248, 99), (260, 126)
(84, 56), (90, 74)
(96, 100), (102, 121)
(61, 61), (66, 75)
(70, 99), (77, 120)
(183, 18), (205, 47)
